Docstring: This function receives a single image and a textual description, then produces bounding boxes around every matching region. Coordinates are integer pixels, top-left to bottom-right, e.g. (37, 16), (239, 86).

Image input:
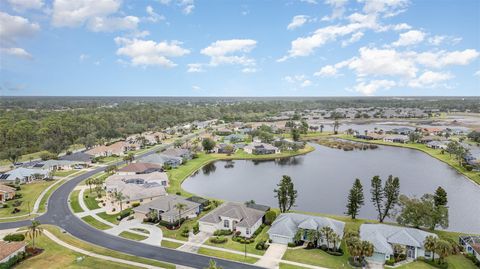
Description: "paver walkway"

(255, 243), (287, 269)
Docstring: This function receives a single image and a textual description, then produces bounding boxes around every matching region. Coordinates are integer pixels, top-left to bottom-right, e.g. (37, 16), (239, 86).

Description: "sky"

(0, 0), (479, 96)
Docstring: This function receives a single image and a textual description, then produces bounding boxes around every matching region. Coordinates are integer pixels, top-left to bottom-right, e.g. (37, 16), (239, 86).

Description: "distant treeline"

(0, 97), (479, 158)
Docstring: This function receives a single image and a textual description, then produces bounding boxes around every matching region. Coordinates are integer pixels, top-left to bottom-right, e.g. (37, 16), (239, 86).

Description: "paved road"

(0, 133), (262, 269)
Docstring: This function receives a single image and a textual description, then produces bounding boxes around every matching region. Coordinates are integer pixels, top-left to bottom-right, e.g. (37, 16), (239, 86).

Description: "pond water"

(182, 144), (480, 234)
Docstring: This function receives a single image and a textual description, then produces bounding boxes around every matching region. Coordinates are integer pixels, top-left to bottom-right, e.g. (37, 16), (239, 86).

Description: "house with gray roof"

(32, 159), (84, 171)
(244, 142), (280, 155)
(268, 213), (345, 247)
(459, 235), (480, 261)
(105, 172), (168, 205)
(137, 153), (183, 168)
(360, 224), (437, 263)
(0, 167), (50, 183)
(161, 148), (192, 160)
(133, 195), (200, 224)
(199, 202), (267, 238)
(60, 151), (94, 163)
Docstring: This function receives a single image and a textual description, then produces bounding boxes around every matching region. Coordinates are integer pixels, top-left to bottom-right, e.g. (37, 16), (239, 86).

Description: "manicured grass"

(161, 240), (183, 249)
(52, 170), (78, 177)
(16, 230), (140, 269)
(338, 135), (480, 185)
(38, 225), (175, 269)
(83, 190), (101, 210)
(204, 226), (270, 255)
(69, 190), (83, 213)
(197, 247), (259, 264)
(0, 180), (56, 218)
(97, 212), (120, 225)
(396, 256), (478, 269)
(279, 263), (309, 269)
(119, 231), (148, 241)
(282, 247), (349, 268)
(131, 228), (149, 234)
(159, 209), (211, 241)
(81, 216), (112, 230)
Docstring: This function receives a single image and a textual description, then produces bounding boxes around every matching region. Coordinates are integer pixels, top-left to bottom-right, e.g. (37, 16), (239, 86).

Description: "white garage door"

(199, 222), (216, 234)
(270, 234), (292, 245)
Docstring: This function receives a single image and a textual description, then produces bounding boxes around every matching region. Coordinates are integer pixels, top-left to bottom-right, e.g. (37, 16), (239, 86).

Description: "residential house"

(244, 143), (280, 155)
(214, 143), (237, 154)
(116, 163), (163, 176)
(137, 154), (183, 168)
(32, 159), (83, 171)
(268, 213), (345, 247)
(105, 172), (168, 207)
(383, 135), (409, 143)
(0, 184), (16, 203)
(0, 167), (50, 183)
(389, 127), (414, 135)
(223, 134), (246, 143)
(86, 141), (129, 157)
(421, 127), (444, 136)
(0, 241), (27, 263)
(419, 136), (442, 144)
(60, 151), (94, 163)
(216, 128), (233, 136)
(133, 195), (201, 224)
(186, 196), (210, 211)
(360, 224), (437, 263)
(162, 148), (192, 160)
(426, 141), (449, 150)
(273, 138), (305, 150)
(459, 235), (480, 261)
(85, 145), (112, 157)
(199, 202), (267, 238)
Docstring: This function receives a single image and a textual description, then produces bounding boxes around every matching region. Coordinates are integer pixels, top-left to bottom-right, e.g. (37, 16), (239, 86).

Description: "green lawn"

(35, 225), (176, 269)
(81, 216), (112, 230)
(282, 247), (349, 268)
(204, 226), (270, 255)
(161, 240), (183, 249)
(119, 231), (148, 241)
(197, 247), (259, 264)
(0, 180), (56, 218)
(69, 190), (83, 213)
(279, 263), (309, 269)
(16, 230), (141, 269)
(96, 209), (131, 225)
(338, 135), (480, 185)
(130, 228), (149, 234)
(396, 256), (478, 269)
(83, 190), (101, 210)
(52, 170), (79, 177)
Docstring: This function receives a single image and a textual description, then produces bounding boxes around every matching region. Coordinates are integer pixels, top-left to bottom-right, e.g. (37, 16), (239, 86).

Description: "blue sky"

(0, 0), (479, 96)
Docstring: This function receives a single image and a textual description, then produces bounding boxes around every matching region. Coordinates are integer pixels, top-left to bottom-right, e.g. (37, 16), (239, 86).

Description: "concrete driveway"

(255, 243), (288, 269)
(178, 231), (211, 253)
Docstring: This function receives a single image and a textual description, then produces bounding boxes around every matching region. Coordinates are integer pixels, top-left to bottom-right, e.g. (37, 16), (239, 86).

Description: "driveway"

(255, 243), (288, 269)
(178, 231), (211, 253)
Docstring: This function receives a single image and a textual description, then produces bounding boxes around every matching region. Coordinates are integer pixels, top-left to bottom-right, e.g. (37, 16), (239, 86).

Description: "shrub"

(3, 234), (25, 242)
(0, 251), (30, 269)
(131, 202), (140, 208)
(385, 258), (395, 266)
(12, 200), (22, 207)
(2, 204), (9, 208)
(465, 253), (480, 267)
(181, 227), (190, 238)
(255, 240), (268, 250)
(264, 210), (277, 225)
(192, 222), (199, 234)
(213, 230), (233, 236)
(11, 208), (20, 214)
(210, 236), (227, 244)
(422, 258), (449, 269)
(287, 242), (296, 248)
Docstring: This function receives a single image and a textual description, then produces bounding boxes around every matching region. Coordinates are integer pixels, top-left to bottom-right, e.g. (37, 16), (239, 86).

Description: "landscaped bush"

(210, 236), (227, 244)
(3, 234), (25, 242)
(347, 257), (366, 268)
(0, 251), (30, 269)
(421, 258), (449, 269)
(255, 240), (268, 250)
(11, 208), (20, 214)
(116, 209), (131, 221)
(287, 242), (297, 248)
(213, 229), (233, 236)
(181, 227), (190, 238)
(192, 222), (199, 234)
(264, 210), (277, 225)
(326, 248), (344, 256)
(465, 253), (480, 267)
(131, 202), (140, 208)
(158, 219), (184, 229)
(2, 204), (9, 208)
(12, 200), (22, 207)
(385, 258), (395, 266)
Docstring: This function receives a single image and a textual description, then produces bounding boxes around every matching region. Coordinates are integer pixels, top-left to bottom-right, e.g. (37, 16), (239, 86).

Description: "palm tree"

(424, 235), (438, 262)
(361, 240), (374, 260)
(206, 259), (223, 269)
(331, 233), (341, 251)
(319, 226), (334, 249)
(114, 191), (128, 211)
(333, 119), (340, 134)
(123, 153), (134, 163)
(435, 239), (452, 264)
(174, 203), (187, 227)
(320, 124), (324, 133)
(26, 220), (43, 248)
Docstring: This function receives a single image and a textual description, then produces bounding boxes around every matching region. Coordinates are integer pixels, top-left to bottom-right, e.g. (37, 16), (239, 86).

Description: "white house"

(459, 235), (480, 261)
(0, 167), (50, 183)
(244, 143), (280, 155)
(360, 224), (438, 263)
(199, 202), (266, 238)
(0, 241), (26, 263)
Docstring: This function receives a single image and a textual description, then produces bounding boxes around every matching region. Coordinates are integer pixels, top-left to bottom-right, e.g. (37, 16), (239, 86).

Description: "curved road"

(0, 137), (261, 269)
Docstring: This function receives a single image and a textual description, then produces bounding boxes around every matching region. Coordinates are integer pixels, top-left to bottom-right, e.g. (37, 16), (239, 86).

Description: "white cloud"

(52, 0), (121, 27)
(342, 31), (364, 47)
(187, 63), (204, 72)
(284, 74), (312, 87)
(146, 6), (165, 22)
(414, 49), (479, 68)
(392, 23), (411, 31)
(0, 47), (32, 59)
(322, 0), (348, 21)
(242, 67), (257, 73)
(7, 0), (44, 11)
(314, 65), (338, 77)
(287, 15), (310, 30)
(88, 16), (139, 32)
(428, 35), (462, 46)
(0, 11), (39, 58)
(115, 37), (190, 67)
(192, 85), (201, 91)
(408, 71), (453, 88)
(392, 30), (425, 47)
(299, 0), (318, 4)
(201, 39), (257, 66)
(354, 79), (396, 95)
(361, 0), (409, 15)
(79, 53), (89, 61)
(159, 0), (195, 15)
(475, 70), (480, 77)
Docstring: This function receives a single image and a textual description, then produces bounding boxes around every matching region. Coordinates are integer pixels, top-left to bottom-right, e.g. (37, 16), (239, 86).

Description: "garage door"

(199, 222), (216, 234)
(367, 252), (386, 263)
(270, 234), (292, 245)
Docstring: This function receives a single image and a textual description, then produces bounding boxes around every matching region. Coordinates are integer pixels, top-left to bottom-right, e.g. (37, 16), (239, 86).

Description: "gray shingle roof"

(199, 202), (265, 228)
(267, 213), (345, 239)
(134, 195), (200, 218)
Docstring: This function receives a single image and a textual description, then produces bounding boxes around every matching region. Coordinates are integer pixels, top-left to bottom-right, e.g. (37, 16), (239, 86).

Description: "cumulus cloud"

(146, 6), (165, 23)
(187, 63), (204, 72)
(299, 0), (318, 4)
(0, 11), (39, 58)
(353, 79), (396, 95)
(361, 0), (409, 16)
(88, 16), (139, 32)
(201, 39), (257, 66)
(342, 31), (364, 47)
(159, 0), (195, 15)
(287, 15), (310, 30)
(392, 30), (425, 47)
(408, 71), (453, 88)
(322, 0), (348, 21)
(242, 67), (258, 73)
(284, 74), (312, 87)
(7, 0), (44, 11)
(314, 65), (338, 77)
(114, 37), (190, 67)
(414, 49), (479, 68)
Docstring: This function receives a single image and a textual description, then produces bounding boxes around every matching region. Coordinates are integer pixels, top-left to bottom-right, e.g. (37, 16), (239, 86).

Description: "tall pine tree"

(346, 178), (365, 219)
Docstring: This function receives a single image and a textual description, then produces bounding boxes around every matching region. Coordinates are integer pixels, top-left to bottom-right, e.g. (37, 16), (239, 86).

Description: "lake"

(182, 144), (480, 234)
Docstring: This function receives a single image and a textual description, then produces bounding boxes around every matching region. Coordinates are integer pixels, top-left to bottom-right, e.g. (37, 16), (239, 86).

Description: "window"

(246, 228), (250, 235)
(224, 219), (229, 228)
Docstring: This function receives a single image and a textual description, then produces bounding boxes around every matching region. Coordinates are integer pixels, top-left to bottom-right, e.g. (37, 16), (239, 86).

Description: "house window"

(246, 228), (250, 235)
(425, 251), (431, 258)
(223, 220), (229, 228)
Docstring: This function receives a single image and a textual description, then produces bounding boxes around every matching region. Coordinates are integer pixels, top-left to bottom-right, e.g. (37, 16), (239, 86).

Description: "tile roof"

(268, 213), (345, 239)
(0, 184), (16, 193)
(0, 241), (26, 261)
(200, 202), (266, 228)
(117, 163), (162, 173)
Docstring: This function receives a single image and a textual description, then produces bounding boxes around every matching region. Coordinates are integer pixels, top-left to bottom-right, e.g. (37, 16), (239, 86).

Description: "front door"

(407, 246), (415, 259)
